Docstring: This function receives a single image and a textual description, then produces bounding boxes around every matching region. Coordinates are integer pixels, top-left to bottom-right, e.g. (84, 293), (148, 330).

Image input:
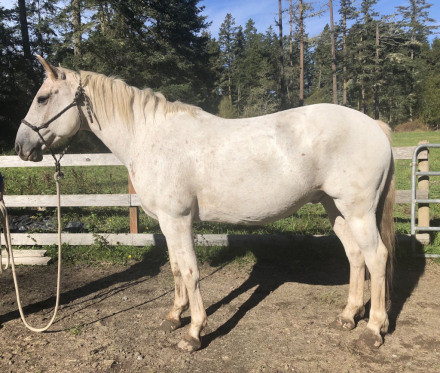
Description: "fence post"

(418, 140), (429, 228)
(128, 175), (139, 233)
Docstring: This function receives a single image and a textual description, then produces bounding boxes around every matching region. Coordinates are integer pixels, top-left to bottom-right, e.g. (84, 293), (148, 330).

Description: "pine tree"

(291, 0), (324, 106)
(397, 0), (439, 121)
(328, 0), (337, 104)
(308, 25), (333, 104)
(338, 0), (357, 105)
(218, 13), (237, 104)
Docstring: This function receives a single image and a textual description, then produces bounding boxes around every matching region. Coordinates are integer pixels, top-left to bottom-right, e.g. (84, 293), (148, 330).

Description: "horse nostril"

(15, 142), (21, 155)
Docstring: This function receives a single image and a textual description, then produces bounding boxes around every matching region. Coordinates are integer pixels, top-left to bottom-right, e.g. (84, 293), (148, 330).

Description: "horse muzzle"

(14, 140), (43, 162)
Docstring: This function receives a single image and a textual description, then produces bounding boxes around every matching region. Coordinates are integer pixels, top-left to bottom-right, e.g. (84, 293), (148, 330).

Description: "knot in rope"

(54, 169), (64, 181)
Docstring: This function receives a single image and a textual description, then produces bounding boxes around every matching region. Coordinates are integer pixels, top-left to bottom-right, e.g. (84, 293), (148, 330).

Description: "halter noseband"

(21, 76), (93, 175)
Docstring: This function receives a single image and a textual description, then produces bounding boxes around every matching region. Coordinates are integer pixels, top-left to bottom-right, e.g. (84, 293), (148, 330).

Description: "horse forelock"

(59, 67), (199, 131)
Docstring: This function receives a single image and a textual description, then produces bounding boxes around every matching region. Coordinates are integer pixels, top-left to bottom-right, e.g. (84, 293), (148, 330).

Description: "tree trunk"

(389, 97), (392, 123)
(36, 0), (44, 56)
(299, 0), (304, 107)
(237, 83), (241, 117)
(228, 74), (232, 103)
(361, 83), (365, 114)
(343, 13), (347, 105)
(359, 34), (364, 113)
(72, 0), (82, 56)
(278, 0), (286, 109)
(18, 0), (37, 89)
(374, 23), (380, 120)
(329, 0), (337, 105)
(409, 31), (414, 121)
(18, 0), (32, 66)
(318, 65), (322, 88)
(289, 0), (294, 107)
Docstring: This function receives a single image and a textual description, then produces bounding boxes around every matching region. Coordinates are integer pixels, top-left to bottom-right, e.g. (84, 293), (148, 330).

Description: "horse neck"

(87, 115), (135, 167)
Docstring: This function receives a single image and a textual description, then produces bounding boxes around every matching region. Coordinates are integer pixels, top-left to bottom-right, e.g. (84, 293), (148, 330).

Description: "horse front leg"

(158, 213), (207, 352)
(160, 248), (189, 332)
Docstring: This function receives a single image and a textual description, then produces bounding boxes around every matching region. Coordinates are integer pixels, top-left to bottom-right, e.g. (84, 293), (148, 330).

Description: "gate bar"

(411, 144), (440, 257)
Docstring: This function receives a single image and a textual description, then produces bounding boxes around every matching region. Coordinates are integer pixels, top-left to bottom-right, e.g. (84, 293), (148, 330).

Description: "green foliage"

(217, 96), (237, 118)
(70, 324), (83, 336)
(1, 0), (439, 150)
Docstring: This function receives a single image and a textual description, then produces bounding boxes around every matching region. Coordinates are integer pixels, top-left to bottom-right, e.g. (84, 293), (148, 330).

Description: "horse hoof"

(356, 329), (383, 349)
(160, 319), (181, 333)
(380, 319), (389, 334)
(177, 336), (201, 352)
(330, 316), (355, 331)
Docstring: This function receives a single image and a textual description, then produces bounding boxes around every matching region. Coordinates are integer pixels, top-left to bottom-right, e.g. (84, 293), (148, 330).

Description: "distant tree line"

(0, 0), (439, 151)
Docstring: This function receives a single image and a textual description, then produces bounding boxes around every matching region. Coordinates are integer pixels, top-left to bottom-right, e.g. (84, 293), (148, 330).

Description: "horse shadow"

(196, 235), (426, 348)
(0, 234), (425, 347)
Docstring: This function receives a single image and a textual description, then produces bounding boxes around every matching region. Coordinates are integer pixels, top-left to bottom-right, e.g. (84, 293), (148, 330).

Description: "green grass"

(392, 132), (440, 256)
(3, 130), (440, 264)
(391, 131), (440, 147)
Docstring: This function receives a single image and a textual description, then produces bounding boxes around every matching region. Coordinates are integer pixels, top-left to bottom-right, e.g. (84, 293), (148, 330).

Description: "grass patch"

(70, 325), (83, 336)
(391, 132), (440, 147)
(392, 132), (440, 256)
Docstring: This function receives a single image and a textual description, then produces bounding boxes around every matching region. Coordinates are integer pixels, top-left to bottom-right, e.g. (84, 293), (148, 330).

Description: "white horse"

(15, 56), (395, 352)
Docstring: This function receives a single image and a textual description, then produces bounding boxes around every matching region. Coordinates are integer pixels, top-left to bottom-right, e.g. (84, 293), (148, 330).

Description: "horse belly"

(197, 182), (319, 225)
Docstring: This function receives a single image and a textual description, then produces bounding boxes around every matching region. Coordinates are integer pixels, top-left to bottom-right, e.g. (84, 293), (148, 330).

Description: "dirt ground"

(0, 244), (439, 373)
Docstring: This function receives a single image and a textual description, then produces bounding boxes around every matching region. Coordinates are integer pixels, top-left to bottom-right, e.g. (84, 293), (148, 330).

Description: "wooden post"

(418, 140), (429, 228)
(128, 176), (139, 233)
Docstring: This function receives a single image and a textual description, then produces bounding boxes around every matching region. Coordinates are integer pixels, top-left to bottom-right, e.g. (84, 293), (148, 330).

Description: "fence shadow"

(0, 237), (168, 328)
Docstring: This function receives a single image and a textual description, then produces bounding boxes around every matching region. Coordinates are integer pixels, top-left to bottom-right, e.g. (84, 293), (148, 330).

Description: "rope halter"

(20, 76), (93, 174)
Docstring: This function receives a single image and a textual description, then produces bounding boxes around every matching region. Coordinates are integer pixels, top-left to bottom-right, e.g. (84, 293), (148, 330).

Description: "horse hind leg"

(334, 202), (389, 349)
(321, 196), (366, 331)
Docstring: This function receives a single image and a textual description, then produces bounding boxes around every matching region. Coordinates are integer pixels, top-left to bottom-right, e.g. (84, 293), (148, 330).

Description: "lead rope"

(7, 73), (92, 331)
(0, 171), (63, 332)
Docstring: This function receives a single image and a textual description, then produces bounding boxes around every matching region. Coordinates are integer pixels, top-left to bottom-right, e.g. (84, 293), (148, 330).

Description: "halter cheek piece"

(21, 77), (93, 175)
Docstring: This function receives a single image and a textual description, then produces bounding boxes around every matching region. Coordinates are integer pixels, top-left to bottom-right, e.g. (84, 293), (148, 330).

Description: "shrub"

(394, 119), (429, 132)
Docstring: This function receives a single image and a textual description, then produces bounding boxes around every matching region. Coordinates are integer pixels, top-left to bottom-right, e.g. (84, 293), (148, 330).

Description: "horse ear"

(36, 55), (66, 81)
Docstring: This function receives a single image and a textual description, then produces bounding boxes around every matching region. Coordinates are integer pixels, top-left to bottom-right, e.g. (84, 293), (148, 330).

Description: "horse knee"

(171, 266), (181, 278)
(181, 268), (199, 287)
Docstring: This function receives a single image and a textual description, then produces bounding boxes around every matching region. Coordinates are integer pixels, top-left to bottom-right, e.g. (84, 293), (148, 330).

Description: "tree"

(291, 0), (324, 106)
(338, 0), (357, 105)
(308, 25), (333, 104)
(218, 13), (237, 103)
(72, 0), (81, 56)
(277, 0), (287, 109)
(17, 0), (38, 88)
(328, 0), (337, 104)
(397, 0), (439, 120)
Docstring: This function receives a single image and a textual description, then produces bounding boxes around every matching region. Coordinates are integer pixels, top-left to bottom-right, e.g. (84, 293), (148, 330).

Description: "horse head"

(15, 55), (83, 162)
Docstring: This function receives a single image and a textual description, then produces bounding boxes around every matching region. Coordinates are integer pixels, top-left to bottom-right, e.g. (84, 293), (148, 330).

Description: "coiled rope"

(0, 171), (63, 332)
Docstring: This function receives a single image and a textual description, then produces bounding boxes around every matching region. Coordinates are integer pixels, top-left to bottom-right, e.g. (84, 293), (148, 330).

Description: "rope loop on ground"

(0, 173), (63, 332)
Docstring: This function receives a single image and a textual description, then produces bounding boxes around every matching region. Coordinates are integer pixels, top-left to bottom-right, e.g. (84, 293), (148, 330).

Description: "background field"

(2, 131), (440, 263)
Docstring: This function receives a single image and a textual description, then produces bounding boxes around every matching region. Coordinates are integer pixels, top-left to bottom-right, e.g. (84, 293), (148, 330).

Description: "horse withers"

(15, 56), (395, 352)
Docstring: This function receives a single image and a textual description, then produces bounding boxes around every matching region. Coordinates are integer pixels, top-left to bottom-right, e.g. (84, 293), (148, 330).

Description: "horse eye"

(37, 95), (49, 104)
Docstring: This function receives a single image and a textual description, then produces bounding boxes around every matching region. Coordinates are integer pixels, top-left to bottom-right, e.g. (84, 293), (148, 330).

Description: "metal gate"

(411, 143), (440, 257)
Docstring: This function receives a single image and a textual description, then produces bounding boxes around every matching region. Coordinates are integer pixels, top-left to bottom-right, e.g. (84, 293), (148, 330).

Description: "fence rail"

(0, 144), (431, 247)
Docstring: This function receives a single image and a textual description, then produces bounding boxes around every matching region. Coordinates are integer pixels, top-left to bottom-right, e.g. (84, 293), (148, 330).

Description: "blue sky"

(201, 0), (440, 42)
(2, 0), (439, 42)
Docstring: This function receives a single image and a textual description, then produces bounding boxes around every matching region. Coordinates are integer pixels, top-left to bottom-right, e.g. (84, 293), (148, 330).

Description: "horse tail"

(376, 120), (396, 309)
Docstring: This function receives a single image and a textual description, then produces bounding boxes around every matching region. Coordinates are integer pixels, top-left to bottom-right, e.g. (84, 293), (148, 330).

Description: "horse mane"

(59, 67), (200, 131)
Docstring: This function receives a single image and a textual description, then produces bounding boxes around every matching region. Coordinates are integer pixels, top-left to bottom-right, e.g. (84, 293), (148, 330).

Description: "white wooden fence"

(0, 145), (431, 247)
